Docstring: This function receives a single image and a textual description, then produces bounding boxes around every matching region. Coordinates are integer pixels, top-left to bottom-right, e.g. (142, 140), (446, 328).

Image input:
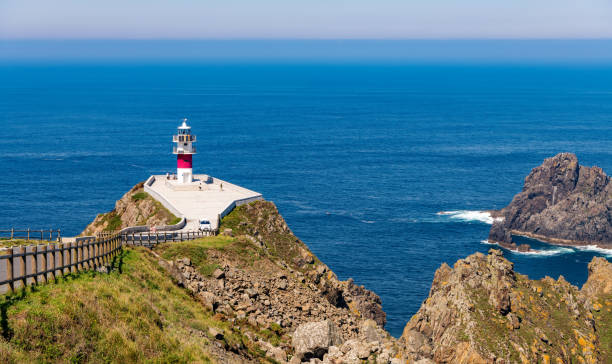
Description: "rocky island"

(1, 184), (611, 363)
(489, 152), (612, 252)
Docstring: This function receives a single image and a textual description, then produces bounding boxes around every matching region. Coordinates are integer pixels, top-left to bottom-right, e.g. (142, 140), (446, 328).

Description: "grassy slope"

(0, 247), (224, 364)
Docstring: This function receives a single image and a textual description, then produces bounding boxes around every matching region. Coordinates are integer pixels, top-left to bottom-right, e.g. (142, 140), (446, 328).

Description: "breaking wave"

(509, 247), (574, 257)
(573, 245), (612, 257)
(437, 210), (502, 225)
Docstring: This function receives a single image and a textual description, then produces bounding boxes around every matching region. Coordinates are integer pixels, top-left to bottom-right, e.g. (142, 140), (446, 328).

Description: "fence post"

(76, 241), (82, 271)
(103, 239), (108, 266)
(61, 242), (68, 275)
(88, 239), (92, 268)
(32, 245), (38, 285)
(92, 239), (98, 268)
(40, 245), (47, 284)
(40, 230), (43, 241)
(49, 243), (56, 281)
(27, 228), (30, 241)
(4, 248), (14, 293)
(10, 228), (14, 240)
(19, 246), (26, 289)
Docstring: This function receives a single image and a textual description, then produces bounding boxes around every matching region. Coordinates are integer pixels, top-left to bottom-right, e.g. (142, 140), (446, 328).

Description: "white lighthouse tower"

(172, 119), (196, 183)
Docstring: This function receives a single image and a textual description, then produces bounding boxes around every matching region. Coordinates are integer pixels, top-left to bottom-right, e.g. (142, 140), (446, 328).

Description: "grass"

(155, 235), (260, 276)
(169, 217), (183, 225)
(0, 239), (57, 248)
(0, 248), (223, 363)
(105, 213), (123, 232)
(220, 201), (317, 272)
(131, 192), (148, 202)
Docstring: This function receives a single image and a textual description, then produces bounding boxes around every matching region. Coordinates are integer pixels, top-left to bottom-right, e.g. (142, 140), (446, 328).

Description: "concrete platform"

(144, 174), (262, 230)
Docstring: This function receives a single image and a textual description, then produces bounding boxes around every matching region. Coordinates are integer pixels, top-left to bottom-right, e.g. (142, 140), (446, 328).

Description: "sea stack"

(489, 152), (612, 250)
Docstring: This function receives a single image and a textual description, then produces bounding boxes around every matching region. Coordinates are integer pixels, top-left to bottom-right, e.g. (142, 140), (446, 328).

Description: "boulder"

(213, 268), (225, 279)
(198, 291), (218, 312)
(292, 320), (343, 360)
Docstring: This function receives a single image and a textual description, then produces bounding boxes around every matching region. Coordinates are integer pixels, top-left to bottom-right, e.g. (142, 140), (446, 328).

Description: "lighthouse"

(172, 119), (196, 183)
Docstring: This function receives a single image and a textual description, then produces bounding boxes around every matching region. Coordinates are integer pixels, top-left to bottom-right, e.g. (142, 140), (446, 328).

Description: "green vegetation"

(0, 248), (223, 363)
(169, 217), (183, 225)
(593, 294), (612, 362)
(155, 235), (264, 275)
(220, 201), (317, 271)
(131, 191), (148, 202)
(105, 213), (123, 232)
(0, 239), (57, 248)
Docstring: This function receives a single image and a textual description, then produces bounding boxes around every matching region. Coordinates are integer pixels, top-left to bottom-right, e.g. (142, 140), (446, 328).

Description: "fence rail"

(124, 229), (215, 248)
(0, 229), (61, 241)
(0, 233), (122, 294)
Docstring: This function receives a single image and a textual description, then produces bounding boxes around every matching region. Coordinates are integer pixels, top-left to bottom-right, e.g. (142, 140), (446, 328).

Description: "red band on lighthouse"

(177, 154), (192, 168)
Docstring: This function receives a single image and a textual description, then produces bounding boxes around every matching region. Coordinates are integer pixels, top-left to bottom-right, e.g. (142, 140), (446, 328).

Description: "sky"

(1, 0), (612, 39)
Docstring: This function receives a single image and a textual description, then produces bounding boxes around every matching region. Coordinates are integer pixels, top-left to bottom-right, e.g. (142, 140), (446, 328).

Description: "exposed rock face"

(400, 249), (612, 364)
(292, 320), (342, 360)
(489, 153), (612, 249)
(157, 201), (397, 363)
(582, 256), (612, 298)
(82, 182), (179, 235)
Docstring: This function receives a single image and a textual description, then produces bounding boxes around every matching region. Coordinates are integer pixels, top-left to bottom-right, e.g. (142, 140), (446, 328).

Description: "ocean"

(1, 62), (612, 337)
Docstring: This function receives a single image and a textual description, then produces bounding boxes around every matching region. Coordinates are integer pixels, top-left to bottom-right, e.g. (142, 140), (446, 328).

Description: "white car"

(199, 220), (212, 231)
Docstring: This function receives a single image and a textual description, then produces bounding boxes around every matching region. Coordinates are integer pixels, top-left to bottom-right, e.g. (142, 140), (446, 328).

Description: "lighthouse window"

(183, 143), (187, 146)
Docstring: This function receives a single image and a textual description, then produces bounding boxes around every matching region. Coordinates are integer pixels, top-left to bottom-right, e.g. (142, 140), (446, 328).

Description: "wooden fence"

(0, 233), (122, 294)
(0, 229), (61, 241)
(0, 227), (217, 294)
(123, 229), (215, 248)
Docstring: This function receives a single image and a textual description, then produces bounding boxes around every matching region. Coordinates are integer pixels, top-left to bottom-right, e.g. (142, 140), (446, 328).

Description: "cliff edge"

(401, 249), (612, 363)
(489, 153), (612, 250)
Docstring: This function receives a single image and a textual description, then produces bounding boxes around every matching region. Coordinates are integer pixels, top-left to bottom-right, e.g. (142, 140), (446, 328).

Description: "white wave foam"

(481, 239), (495, 245)
(509, 247), (574, 257)
(437, 210), (502, 225)
(573, 245), (612, 257)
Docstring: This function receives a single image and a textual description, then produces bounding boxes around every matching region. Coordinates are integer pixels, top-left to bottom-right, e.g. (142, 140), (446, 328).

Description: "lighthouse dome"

(178, 118), (191, 129)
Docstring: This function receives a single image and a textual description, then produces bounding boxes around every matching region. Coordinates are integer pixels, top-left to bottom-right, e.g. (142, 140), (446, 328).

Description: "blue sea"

(1, 61), (612, 337)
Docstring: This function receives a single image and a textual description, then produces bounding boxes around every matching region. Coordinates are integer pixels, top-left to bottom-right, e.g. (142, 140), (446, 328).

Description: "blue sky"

(1, 0), (612, 39)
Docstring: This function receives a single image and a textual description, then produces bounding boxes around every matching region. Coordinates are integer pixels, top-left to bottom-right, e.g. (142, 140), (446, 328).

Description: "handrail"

(0, 228), (61, 241)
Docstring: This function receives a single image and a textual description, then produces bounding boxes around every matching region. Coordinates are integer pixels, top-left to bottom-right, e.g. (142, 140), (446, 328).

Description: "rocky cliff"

(489, 153), (612, 250)
(81, 182), (180, 235)
(400, 249), (612, 364)
(154, 200), (397, 363)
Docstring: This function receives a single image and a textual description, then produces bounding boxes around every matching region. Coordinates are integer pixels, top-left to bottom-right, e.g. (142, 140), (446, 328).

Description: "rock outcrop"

(156, 200), (398, 363)
(489, 153), (612, 249)
(400, 249), (612, 363)
(292, 320), (342, 361)
(82, 182), (180, 235)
